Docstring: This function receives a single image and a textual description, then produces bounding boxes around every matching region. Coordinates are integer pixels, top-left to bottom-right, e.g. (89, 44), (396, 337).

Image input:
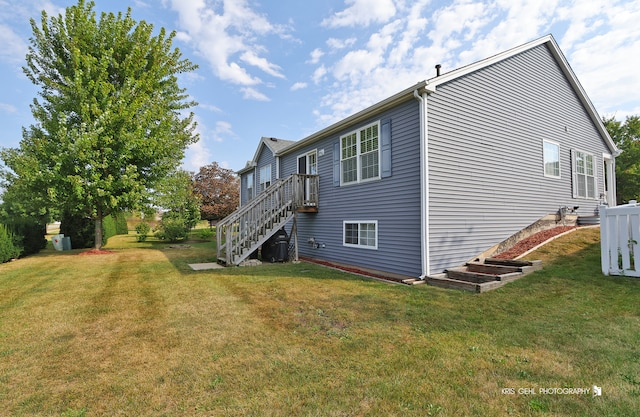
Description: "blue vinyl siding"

(256, 144), (276, 189)
(240, 143), (277, 206)
(236, 40), (613, 278)
(427, 43), (611, 272)
(281, 100), (423, 278)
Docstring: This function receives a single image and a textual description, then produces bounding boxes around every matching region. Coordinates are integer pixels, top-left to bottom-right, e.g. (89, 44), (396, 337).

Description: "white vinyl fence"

(600, 201), (640, 277)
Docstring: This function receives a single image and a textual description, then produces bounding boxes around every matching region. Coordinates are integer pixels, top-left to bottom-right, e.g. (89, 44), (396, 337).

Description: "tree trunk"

(94, 208), (103, 250)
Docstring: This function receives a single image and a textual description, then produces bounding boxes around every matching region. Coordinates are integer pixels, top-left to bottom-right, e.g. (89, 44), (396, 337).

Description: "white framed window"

(340, 121), (380, 185)
(343, 221), (378, 249)
(543, 140), (560, 178)
(259, 164), (271, 191)
(246, 172), (254, 200)
(573, 150), (596, 199)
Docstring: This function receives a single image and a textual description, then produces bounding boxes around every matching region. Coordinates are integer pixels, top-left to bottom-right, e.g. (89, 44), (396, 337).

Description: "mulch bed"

(300, 257), (406, 283)
(493, 226), (577, 259)
(77, 249), (115, 256)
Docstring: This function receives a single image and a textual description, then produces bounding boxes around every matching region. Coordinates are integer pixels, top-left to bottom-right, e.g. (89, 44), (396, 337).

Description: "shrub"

(115, 212), (129, 235)
(103, 212), (129, 243)
(102, 214), (117, 242)
(155, 217), (188, 242)
(61, 211), (130, 248)
(4, 218), (46, 256)
(60, 212), (94, 249)
(197, 228), (213, 240)
(135, 222), (151, 242)
(0, 224), (21, 263)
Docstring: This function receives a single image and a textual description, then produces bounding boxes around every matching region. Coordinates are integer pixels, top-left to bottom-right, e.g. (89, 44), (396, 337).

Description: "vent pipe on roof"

(435, 64), (441, 77)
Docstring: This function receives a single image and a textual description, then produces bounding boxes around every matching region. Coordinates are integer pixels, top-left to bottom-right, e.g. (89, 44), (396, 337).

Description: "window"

(343, 221), (378, 249)
(543, 140), (560, 178)
(340, 121), (380, 185)
(573, 150), (596, 199)
(259, 164), (271, 191)
(246, 173), (254, 200)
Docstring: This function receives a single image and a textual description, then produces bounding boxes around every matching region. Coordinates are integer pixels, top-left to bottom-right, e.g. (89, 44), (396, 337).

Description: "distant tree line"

(603, 115), (640, 205)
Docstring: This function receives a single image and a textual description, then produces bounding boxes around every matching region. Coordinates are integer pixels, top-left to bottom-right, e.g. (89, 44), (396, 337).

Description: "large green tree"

(603, 115), (640, 204)
(0, 0), (198, 249)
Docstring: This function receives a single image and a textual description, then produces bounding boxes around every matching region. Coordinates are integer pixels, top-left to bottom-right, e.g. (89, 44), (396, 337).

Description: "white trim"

(278, 35), (618, 160)
(259, 164), (272, 191)
(246, 171), (254, 202)
(297, 149), (318, 174)
(572, 148), (597, 200)
(414, 90), (430, 278)
(237, 137), (295, 175)
(339, 120), (381, 186)
(603, 153), (616, 206)
(342, 220), (378, 250)
(425, 35), (555, 90)
(543, 139), (561, 178)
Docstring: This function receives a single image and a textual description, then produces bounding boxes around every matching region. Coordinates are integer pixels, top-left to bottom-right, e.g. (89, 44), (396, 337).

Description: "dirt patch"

(166, 244), (192, 250)
(494, 226), (578, 259)
(78, 249), (115, 256)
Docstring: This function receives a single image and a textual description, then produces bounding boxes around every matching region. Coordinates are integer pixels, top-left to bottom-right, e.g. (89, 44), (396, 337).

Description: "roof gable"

(238, 137), (295, 174)
(424, 34), (617, 154)
(258, 35), (617, 159)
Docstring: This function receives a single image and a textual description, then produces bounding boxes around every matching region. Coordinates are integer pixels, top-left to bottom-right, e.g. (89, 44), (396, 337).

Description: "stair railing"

(217, 174), (318, 265)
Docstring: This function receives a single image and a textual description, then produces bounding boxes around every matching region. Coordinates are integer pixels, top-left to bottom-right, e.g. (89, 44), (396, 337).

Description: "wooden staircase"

(424, 258), (543, 292)
(216, 174), (318, 266)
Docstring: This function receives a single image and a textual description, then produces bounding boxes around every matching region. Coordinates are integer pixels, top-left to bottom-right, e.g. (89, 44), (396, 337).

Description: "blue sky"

(1, 0), (639, 173)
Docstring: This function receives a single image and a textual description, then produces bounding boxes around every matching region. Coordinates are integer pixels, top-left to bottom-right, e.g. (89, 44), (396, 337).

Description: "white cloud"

(240, 51), (285, 78)
(183, 118), (238, 170)
(310, 0), (640, 130)
(241, 87), (270, 101)
(184, 140), (211, 172)
(290, 82), (307, 91)
(168, 0), (287, 100)
(308, 48), (324, 64)
(322, 0), (397, 28)
(199, 103), (222, 113)
(213, 121), (234, 141)
(0, 102), (17, 113)
(326, 37), (357, 50)
(456, 0), (559, 65)
(569, 32), (640, 114)
(312, 65), (328, 84)
(0, 23), (27, 63)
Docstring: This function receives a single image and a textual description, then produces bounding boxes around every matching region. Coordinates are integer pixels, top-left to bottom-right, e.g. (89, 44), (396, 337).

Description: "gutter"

(414, 89), (430, 279)
(280, 82), (428, 156)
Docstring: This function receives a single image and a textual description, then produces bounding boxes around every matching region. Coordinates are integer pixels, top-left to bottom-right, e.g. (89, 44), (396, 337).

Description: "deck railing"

(216, 174), (318, 265)
(600, 201), (640, 277)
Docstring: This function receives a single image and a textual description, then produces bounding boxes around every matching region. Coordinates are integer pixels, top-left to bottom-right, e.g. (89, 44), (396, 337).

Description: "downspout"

(414, 89), (430, 279)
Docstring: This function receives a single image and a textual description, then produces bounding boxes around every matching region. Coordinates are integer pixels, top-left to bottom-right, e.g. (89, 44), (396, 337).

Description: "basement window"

(343, 221), (378, 249)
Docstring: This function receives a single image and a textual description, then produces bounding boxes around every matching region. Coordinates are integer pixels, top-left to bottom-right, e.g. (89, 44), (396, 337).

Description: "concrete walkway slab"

(189, 262), (224, 271)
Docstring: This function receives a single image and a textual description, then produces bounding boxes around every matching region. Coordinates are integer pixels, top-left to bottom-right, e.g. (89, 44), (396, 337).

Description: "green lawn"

(0, 228), (638, 416)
